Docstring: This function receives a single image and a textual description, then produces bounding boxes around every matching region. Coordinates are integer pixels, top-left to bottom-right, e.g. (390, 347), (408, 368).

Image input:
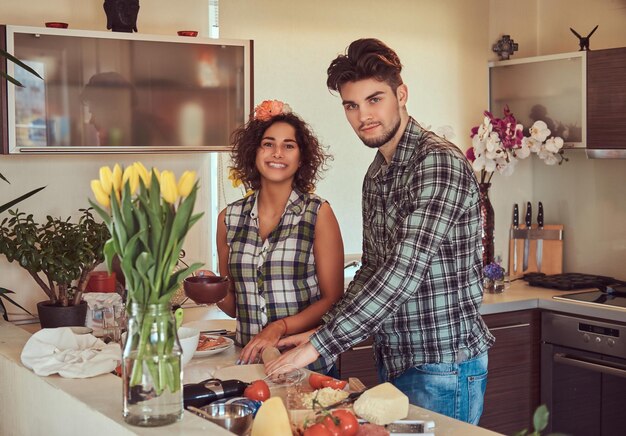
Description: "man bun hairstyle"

(327, 38), (403, 93)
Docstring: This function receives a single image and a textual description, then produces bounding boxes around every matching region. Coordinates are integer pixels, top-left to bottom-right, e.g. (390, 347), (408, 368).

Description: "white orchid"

(529, 120), (551, 142)
(545, 136), (564, 153)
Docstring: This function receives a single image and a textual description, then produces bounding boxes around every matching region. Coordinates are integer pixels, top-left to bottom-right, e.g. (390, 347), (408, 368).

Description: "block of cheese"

(353, 382), (409, 425)
(251, 397), (292, 436)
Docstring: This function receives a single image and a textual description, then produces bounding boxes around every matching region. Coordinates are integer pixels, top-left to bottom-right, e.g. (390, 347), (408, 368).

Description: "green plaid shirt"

(312, 118), (494, 380)
(225, 189), (335, 373)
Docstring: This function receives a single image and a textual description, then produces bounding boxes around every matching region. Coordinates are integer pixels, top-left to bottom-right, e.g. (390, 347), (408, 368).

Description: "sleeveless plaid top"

(225, 189), (335, 373)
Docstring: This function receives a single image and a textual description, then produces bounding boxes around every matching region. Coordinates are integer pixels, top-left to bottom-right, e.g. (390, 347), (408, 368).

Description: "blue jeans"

(378, 352), (488, 425)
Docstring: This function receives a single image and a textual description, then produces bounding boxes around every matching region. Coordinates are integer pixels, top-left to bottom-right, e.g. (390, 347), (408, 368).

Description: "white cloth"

(21, 327), (121, 378)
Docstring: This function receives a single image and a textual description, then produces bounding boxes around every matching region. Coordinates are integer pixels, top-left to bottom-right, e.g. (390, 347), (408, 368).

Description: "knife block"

(508, 224), (563, 279)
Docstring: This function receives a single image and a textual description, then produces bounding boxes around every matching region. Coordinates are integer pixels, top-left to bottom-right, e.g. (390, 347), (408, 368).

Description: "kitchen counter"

(0, 319), (501, 436)
(480, 280), (626, 323)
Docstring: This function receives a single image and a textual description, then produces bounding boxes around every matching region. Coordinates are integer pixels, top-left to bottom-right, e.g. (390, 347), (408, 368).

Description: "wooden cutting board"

(508, 224), (563, 279)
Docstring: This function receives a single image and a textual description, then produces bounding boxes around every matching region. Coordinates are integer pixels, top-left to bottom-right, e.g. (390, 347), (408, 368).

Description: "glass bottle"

(122, 302), (183, 426)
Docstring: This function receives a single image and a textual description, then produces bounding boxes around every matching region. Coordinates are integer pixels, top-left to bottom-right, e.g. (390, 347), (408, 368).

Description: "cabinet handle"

(352, 345), (374, 351)
(554, 353), (626, 379)
(489, 323), (530, 331)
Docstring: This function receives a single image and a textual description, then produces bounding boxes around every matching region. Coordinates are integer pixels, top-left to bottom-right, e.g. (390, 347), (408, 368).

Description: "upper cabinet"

(1, 25), (253, 154)
(587, 47), (626, 158)
(489, 52), (586, 149)
(490, 49), (626, 159)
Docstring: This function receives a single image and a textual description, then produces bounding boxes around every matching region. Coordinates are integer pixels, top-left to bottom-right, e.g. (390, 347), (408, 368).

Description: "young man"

(266, 38), (494, 424)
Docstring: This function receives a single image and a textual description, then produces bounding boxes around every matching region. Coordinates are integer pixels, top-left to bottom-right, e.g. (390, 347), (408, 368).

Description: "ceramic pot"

(36, 300), (88, 328)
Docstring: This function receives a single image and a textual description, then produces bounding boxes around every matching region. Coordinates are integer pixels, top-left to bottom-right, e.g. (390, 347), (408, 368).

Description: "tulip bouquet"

(89, 162), (203, 407)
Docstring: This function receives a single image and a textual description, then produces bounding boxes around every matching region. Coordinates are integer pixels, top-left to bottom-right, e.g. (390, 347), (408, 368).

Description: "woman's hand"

(264, 342), (319, 376)
(276, 328), (318, 351)
(238, 321), (286, 365)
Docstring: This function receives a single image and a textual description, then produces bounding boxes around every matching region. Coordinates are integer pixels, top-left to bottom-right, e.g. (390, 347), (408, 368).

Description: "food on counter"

(251, 397), (292, 436)
(244, 379), (271, 402)
(355, 423), (390, 436)
(301, 387), (350, 409)
(321, 409), (359, 436)
(196, 334), (227, 351)
(303, 423), (333, 436)
(353, 383), (408, 425)
(309, 373), (347, 390)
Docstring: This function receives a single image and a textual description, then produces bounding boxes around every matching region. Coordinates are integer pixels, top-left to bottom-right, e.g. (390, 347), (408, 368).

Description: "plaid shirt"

(311, 118), (494, 380)
(225, 189), (335, 373)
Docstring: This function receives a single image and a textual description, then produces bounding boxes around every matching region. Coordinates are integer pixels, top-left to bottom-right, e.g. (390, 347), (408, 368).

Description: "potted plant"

(0, 48), (45, 320)
(0, 208), (110, 327)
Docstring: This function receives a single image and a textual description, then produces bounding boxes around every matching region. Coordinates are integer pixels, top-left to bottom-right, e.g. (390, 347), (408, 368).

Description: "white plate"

(193, 335), (234, 358)
(183, 319), (236, 334)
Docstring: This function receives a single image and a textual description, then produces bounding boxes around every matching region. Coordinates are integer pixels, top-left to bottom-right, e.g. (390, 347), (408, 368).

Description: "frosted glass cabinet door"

(3, 26), (252, 153)
(489, 52), (586, 148)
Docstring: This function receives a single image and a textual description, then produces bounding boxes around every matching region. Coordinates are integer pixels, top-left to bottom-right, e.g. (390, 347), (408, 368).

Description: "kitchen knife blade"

(512, 204), (519, 273)
(523, 202), (532, 271)
(536, 202), (544, 272)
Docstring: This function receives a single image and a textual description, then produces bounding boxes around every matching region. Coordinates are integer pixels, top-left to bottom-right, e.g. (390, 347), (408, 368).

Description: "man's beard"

(359, 118), (401, 149)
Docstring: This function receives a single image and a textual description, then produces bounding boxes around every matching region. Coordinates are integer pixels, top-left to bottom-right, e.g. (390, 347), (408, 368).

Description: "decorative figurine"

(103, 0), (140, 33)
(492, 35), (519, 61)
(570, 25), (599, 51)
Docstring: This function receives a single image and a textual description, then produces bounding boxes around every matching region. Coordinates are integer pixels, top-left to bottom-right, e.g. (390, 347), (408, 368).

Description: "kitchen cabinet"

(1, 25), (252, 153)
(479, 309), (541, 435)
(587, 47), (626, 158)
(338, 336), (379, 388)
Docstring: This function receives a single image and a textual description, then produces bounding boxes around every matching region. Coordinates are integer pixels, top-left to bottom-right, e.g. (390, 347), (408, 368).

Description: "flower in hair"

(254, 100), (292, 121)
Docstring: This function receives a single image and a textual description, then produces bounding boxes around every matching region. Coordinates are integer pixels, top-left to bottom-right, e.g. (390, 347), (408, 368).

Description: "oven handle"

(554, 352), (626, 379)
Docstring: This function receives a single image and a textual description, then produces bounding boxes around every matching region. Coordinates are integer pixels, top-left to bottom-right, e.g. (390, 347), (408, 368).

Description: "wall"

(489, 0), (626, 277)
(0, 0), (216, 319)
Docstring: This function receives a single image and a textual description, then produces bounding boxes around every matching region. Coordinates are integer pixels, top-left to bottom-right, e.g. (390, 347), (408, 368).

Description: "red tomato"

(309, 373), (332, 389)
(320, 378), (348, 390)
(243, 379), (270, 402)
(321, 410), (359, 436)
(304, 423), (333, 436)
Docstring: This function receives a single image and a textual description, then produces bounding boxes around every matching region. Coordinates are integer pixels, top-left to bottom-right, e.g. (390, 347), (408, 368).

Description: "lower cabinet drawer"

(338, 337), (379, 387)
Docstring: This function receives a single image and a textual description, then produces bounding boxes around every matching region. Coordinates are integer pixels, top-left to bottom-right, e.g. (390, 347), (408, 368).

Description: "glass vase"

(479, 182), (495, 267)
(122, 303), (183, 427)
(484, 278), (505, 294)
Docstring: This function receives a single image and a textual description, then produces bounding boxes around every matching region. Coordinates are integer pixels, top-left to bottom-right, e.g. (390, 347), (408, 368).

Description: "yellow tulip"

(152, 168), (161, 184)
(122, 165), (140, 195)
(134, 162), (150, 188)
(177, 170), (196, 198)
(160, 170), (178, 204)
(112, 164), (123, 192)
(91, 179), (110, 208)
(99, 166), (114, 194)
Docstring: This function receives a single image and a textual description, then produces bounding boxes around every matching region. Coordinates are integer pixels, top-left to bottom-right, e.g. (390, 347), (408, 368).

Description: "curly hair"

(327, 38), (403, 93)
(230, 112), (331, 193)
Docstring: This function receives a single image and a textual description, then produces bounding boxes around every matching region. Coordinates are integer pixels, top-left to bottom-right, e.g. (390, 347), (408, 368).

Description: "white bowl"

(178, 326), (200, 366)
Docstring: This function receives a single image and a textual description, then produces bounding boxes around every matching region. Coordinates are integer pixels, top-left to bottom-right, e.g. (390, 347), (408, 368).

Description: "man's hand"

(264, 342), (319, 376)
(238, 322), (285, 364)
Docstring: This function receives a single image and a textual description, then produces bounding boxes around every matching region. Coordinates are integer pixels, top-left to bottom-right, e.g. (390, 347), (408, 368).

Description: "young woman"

(215, 100), (344, 375)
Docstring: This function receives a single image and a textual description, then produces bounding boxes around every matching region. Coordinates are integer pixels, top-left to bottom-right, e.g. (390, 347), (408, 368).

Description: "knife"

(536, 202), (544, 272)
(512, 204), (519, 273)
(523, 202), (532, 271)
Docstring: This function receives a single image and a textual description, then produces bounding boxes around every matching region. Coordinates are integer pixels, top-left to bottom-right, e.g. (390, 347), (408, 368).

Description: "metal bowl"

(199, 403), (253, 435)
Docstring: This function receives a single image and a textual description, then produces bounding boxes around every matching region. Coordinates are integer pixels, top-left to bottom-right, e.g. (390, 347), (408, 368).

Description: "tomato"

(243, 379), (270, 402)
(309, 373), (332, 389)
(321, 410), (359, 436)
(303, 423), (333, 436)
(320, 378), (348, 390)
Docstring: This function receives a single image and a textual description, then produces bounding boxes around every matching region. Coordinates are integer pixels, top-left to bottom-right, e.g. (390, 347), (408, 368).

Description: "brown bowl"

(45, 22), (69, 28)
(183, 275), (229, 304)
(177, 30), (198, 37)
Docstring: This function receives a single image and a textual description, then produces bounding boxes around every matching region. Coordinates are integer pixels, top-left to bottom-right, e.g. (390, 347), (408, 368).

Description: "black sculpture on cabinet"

(103, 0), (140, 33)
(570, 25), (598, 51)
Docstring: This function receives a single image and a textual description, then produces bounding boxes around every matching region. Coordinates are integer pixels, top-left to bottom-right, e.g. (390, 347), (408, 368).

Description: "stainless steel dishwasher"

(541, 311), (626, 435)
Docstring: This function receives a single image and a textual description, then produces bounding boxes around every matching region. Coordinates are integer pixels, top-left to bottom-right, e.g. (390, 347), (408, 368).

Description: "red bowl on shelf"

(45, 22), (69, 29)
(183, 275), (229, 304)
(177, 30), (198, 37)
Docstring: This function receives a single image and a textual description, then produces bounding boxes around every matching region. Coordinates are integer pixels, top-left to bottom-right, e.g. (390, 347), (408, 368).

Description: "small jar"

(484, 278), (505, 294)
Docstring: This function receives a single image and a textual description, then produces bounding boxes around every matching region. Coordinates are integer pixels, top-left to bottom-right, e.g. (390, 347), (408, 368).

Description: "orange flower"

(254, 100), (291, 121)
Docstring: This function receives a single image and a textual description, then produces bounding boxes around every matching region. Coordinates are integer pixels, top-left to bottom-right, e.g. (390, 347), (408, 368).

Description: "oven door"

(541, 343), (626, 435)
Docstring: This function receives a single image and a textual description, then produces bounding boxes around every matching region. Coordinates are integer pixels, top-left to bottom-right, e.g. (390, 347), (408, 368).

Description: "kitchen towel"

(21, 327), (121, 378)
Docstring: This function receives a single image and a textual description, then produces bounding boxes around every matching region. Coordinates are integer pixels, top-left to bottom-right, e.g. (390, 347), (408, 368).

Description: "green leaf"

(1, 186), (46, 214)
(533, 404), (549, 433)
(0, 287), (33, 316)
(1, 70), (24, 87)
(1, 48), (43, 80)
(87, 199), (111, 226)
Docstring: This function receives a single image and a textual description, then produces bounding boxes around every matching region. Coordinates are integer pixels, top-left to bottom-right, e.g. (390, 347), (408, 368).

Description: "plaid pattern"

(312, 118), (494, 380)
(225, 189), (335, 373)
